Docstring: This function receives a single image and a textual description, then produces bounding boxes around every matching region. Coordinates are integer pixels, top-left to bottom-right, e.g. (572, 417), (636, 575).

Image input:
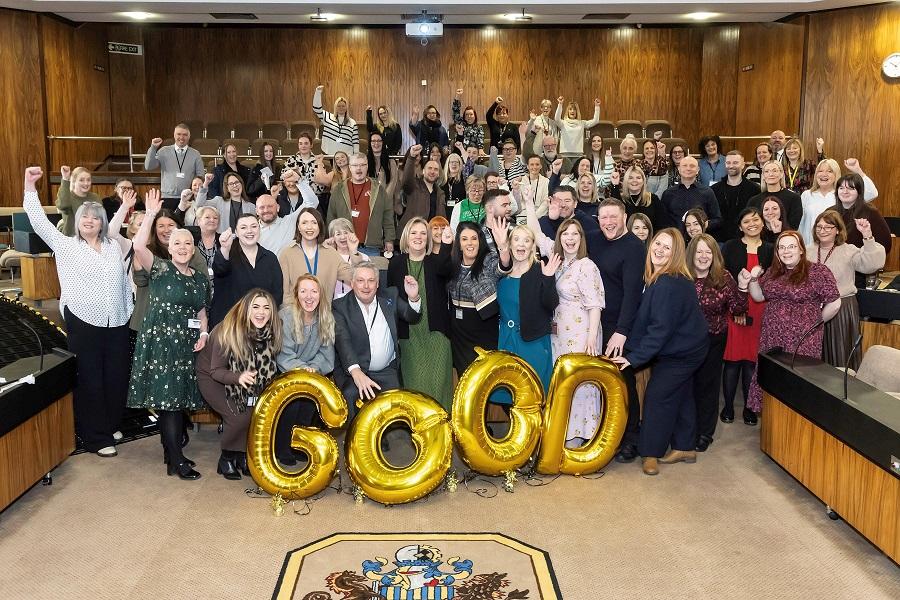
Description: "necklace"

(817, 244), (836, 265)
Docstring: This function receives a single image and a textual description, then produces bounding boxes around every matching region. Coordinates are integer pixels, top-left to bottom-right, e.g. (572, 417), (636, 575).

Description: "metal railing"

(47, 135), (134, 172)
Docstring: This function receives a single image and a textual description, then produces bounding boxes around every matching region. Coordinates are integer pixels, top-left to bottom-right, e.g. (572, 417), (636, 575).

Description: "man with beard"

(711, 150), (758, 242)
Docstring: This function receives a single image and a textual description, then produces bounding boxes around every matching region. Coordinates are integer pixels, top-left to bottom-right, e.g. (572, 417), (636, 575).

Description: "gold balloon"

(346, 390), (452, 505)
(451, 348), (544, 476)
(536, 354), (628, 475)
(248, 370), (348, 499)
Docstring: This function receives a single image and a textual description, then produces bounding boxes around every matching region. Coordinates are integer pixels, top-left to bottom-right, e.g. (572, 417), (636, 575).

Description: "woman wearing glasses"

(745, 231), (841, 416)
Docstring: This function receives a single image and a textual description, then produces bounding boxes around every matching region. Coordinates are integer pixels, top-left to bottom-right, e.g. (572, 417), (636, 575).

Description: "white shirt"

(798, 174), (878, 245)
(348, 294), (421, 373)
(24, 191), (133, 327)
(259, 210), (302, 256)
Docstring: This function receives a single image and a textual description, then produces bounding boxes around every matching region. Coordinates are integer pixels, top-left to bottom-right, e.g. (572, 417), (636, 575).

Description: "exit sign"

(107, 42), (143, 56)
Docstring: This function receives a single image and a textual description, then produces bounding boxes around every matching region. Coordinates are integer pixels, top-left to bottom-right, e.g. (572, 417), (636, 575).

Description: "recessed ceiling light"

(685, 12), (720, 21)
(120, 12), (155, 21)
(310, 8), (331, 22)
(503, 10), (533, 22)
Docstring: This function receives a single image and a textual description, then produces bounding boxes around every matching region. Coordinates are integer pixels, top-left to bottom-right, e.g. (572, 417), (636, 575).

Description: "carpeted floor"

(0, 418), (897, 600)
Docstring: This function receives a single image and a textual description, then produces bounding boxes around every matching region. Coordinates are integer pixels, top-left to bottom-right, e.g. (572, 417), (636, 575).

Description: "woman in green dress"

(449, 175), (486, 232)
(387, 218), (455, 411)
(128, 190), (210, 480)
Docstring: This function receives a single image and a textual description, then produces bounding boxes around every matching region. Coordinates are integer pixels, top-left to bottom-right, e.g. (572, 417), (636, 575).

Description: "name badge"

(188, 318), (201, 329)
(208, 267), (214, 278)
(455, 308), (464, 320)
(351, 209), (361, 218)
(447, 200), (456, 207)
(176, 172), (185, 179)
(247, 396), (258, 407)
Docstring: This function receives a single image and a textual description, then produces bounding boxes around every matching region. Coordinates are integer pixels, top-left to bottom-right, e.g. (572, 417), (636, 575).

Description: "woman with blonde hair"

(613, 166), (667, 231)
(197, 288), (283, 479)
(366, 104), (402, 156)
(610, 228), (710, 476)
(442, 152), (466, 213)
(574, 172), (600, 218)
(686, 234), (749, 452)
(799, 157), (878, 245)
(313, 84), (359, 155)
(554, 95), (601, 156)
(56, 165), (100, 236)
(387, 218), (455, 410)
(327, 217), (368, 300)
(782, 136), (825, 194)
(525, 99), (560, 156)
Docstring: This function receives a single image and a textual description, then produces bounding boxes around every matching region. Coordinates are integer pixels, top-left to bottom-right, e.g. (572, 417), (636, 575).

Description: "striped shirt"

(312, 88), (359, 155)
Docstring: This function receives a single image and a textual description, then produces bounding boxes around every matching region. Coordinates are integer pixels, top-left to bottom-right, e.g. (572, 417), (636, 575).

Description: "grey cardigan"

(144, 144), (205, 198)
(276, 306), (335, 375)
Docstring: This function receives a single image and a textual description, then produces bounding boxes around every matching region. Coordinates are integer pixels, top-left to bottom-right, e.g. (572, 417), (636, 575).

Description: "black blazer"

(387, 244), (453, 339)
(332, 286), (421, 378)
(210, 245), (283, 328)
(516, 262), (559, 342)
(366, 109), (403, 156)
(748, 189), (803, 231)
(209, 161), (253, 199)
(722, 238), (774, 279)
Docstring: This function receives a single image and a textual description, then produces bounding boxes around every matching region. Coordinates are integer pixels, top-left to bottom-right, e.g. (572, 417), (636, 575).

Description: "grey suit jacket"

(145, 144), (205, 198)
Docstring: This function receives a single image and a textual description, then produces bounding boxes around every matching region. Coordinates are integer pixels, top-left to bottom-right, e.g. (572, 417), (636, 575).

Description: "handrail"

(719, 134), (799, 141)
(47, 135), (134, 172)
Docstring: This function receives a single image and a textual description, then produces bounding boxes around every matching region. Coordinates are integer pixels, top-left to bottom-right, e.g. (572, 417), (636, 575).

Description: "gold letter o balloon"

(247, 371), (348, 499)
(452, 348), (544, 476)
(346, 390), (452, 505)
(536, 354), (628, 475)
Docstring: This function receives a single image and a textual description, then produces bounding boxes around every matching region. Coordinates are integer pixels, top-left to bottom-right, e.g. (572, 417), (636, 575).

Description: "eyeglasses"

(777, 244), (799, 251)
(502, 147), (517, 152)
(227, 181), (242, 187)
(117, 185), (134, 191)
(349, 162), (367, 168)
(815, 224), (836, 231)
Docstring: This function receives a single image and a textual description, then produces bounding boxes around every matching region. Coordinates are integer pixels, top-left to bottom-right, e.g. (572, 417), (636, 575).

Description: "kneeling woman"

(274, 275), (335, 464)
(611, 228), (709, 476)
(128, 191), (210, 480)
(196, 289), (283, 480)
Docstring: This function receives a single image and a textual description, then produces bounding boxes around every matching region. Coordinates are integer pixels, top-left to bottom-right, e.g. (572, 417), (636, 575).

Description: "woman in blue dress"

(491, 225), (561, 408)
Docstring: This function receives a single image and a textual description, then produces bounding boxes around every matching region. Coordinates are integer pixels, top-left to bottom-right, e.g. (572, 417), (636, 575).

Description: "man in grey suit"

(145, 123), (205, 210)
(333, 263), (421, 418)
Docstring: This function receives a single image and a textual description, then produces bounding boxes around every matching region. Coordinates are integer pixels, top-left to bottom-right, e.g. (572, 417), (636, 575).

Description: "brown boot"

(659, 449), (697, 464)
(642, 457), (659, 476)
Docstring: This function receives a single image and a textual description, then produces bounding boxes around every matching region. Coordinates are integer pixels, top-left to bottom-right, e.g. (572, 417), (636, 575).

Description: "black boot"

(235, 452), (251, 477)
(743, 407), (758, 426)
(217, 452), (241, 480)
(160, 411), (200, 479)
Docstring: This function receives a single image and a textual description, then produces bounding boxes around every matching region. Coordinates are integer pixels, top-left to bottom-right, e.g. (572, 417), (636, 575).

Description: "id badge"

(176, 172), (185, 179)
(351, 209), (361, 218)
(455, 308), (464, 320)
(247, 396), (258, 407)
(188, 318), (201, 329)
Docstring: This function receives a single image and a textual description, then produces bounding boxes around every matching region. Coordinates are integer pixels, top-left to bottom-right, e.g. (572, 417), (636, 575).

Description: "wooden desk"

(21, 255), (60, 300)
(886, 235), (899, 272)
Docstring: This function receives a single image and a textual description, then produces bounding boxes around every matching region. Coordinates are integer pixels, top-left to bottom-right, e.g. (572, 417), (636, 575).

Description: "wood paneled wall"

(138, 27), (705, 151)
(0, 9), (47, 201)
(801, 4), (900, 220)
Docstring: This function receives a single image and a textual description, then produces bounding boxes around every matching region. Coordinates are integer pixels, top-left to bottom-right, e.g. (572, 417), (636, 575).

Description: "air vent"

(209, 13), (259, 20)
(582, 14), (631, 20)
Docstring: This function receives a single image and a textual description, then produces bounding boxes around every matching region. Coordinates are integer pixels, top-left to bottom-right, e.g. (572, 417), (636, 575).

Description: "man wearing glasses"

(489, 138), (528, 185)
(101, 178), (143, 222)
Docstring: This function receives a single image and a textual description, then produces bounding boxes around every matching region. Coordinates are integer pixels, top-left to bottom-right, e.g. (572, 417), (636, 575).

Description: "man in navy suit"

(333, 263), (421, 417)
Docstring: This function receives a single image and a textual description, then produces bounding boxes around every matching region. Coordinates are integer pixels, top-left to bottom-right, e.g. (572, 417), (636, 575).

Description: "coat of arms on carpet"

(273, 533), (560, 600)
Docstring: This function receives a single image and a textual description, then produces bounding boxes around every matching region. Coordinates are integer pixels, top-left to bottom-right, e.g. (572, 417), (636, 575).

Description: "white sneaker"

(96, 446), (118, 457)
(112, 431), (123, 441)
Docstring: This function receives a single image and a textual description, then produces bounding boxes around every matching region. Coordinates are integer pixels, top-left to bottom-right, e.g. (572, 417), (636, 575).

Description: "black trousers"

(693, 332), (727, 441)
(64, 308), (131, 452)
(603, 331), (640, 447)
(638, 345), (707, 458)
(337, 365), (400, 421)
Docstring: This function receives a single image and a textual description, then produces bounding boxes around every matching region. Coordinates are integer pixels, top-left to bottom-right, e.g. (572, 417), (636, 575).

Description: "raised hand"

(151, 137), (163, 148)
(366, 104), (372, 111)
(488, 215), (509, 247)
(410, 144), (423, 158)
(557, 96), (564, 104)
(180, 188), (193, 203)
(269, 181), (283, 197)
(547, 195), (560, 220)
(403, 275), (420, 301)
(749, 265), (764, 280)
(315, 84), (325, 92)
(593, 97), (601, 107)
(529, 110), (538, 121)
(144, 188), (162, 214)
(441, 226), (453, 245)
(60, 165), (71, 180)
(24, 166), (43, 190)
(765, 216), (782, 234)
(816, 137), (825, 153)
(844, 158), (860, 173)
(541, 253), (562, 277)
(456, 88), (464, 97)
(455, 141), (465, 153)
(855, 218), (873, 239)
(121, 188), (138, 209)
(610, 170), (621, 187)
(495, 96), (503, 103)
(412, 104), (420, 117)
(737, 269), (752, 289)
(653, 130), (663, 141)
(551, 158), (563, 175)
(203, 172), (214, 187)
(219, 227), (234, 249)
(348, 232), (360, 254)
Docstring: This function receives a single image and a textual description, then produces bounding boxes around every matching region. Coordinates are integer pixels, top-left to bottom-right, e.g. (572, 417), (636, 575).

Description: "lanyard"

(363, 300), (380, 334)
(787, 163), (800, 188)
(174, 146), (187, 172)
(351, 182), (367, 210)
(303, 245), (319, 275)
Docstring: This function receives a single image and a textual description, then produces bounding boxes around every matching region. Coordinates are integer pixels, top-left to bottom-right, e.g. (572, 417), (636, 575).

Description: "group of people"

(28, 88), (890, 481)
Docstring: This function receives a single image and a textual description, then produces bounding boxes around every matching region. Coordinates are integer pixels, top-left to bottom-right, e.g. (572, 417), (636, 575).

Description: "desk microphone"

(19, 318), (44, 372)
(790, 318), (824, 369)
(842, 333), (864, 401)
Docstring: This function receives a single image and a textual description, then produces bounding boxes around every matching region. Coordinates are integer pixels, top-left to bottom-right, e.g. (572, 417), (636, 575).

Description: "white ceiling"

(1, 0), (880, 25)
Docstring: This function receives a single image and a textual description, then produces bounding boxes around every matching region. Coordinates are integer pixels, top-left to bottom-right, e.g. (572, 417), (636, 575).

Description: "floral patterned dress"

(128, 257), (210, 411)
(551, 256), (606, 440)
(747, 262), (839, 412)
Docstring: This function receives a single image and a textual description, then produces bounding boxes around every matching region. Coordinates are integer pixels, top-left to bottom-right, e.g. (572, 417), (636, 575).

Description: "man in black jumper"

(711, 150), (759, 242)
(538, 186), (599, 240)
(585, 198), (646, 462)
(661, 156), (722, 236)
